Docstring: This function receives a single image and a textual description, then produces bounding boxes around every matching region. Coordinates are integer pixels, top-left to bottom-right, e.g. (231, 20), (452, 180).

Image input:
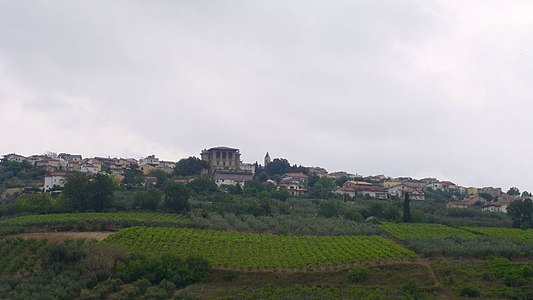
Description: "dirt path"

(12, 231), (113, 242)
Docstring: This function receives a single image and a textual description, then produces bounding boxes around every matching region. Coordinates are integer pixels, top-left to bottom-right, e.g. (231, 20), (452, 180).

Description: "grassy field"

(380, 222), (478, 240)
(463, 226), (533, 243)
(0, 212), (189, 227)
(104, 227), (416, 270)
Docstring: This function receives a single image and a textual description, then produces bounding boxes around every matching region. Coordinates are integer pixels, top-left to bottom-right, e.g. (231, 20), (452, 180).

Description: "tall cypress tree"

(402, 192), (411, 223)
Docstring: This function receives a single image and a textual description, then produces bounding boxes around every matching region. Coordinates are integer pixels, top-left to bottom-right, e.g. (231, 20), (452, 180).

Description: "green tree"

(507, 187), (520, 196)
(319, 201), (341, 218)
(186, 176), (219, 194)
(309, 177), (336, 199)
(163, 182), (190, 213)
(123, 169), (145, 188)
(134, 188), (162, 211)
(243, 180), (265, 197)
(88, 173), (115, 212)
(62, 172), (90, 212)
(402, 192), (411, 223)
(174, 157), (209, 177)
(478, 192), (494, 201)
(264, 158), (292, 177)
(147, 169), (169, 187)
(507, 199), (532, 228)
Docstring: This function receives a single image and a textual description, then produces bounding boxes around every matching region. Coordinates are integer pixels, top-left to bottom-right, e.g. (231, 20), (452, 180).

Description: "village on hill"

(2, 146), (529, 215)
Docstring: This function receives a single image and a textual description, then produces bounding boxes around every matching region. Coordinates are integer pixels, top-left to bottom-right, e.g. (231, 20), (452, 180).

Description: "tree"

(319, 201), (341, 218)
(264, 158), (292, 177)
(309, 177), (336, 199)
(478, 193), (494, 201)
(174, 157), (209, 177)
(507, 199), (532, 228)
(123, 169), (145, 188)
(62, 172), (90, 212)
(402, 192), (411, 223)
(62, 172), (115, 212)
(134, 189), (162, 211)
(163, 182), (190, 213)
(147, 169), (169, 187)
(88, 174), (115, 212)
(186, 176), (219, 194)
(507, 187), (520, 196)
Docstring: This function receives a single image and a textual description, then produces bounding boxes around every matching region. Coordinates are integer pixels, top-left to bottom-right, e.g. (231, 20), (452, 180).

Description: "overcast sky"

(1, 1), (532, 191)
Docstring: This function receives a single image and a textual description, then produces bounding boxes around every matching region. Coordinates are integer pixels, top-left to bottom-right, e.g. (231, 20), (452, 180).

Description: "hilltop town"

(2, 146), (529, 215)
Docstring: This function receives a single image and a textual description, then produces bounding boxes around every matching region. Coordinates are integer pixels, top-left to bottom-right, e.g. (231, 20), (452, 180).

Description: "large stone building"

(201, 147), (242, 173)
(201, 146), (253, 187)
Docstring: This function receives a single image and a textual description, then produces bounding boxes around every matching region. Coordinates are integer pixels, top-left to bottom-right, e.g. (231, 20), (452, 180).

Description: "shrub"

(347, 266), (369, 283)
(460, 284), (480, 297)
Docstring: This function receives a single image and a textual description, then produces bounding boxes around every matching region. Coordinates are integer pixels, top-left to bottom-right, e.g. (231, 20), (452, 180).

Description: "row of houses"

(3, 153), (179, 192)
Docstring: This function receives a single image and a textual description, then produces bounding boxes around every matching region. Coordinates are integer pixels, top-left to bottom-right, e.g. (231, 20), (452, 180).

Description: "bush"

(460, 284), (480, 297)
(347, 266), (369, 282)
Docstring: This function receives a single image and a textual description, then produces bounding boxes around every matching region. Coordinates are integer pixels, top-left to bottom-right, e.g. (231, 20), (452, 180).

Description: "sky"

(1, 1), (533, 192)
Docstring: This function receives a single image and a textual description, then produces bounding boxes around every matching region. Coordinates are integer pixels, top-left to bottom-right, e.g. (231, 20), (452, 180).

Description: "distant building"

(139, 155), (159, 167)
(264, 152), (271, 166)
(201, 146), (253, 187)
(43, 172), (67, 192)
(307, 166), (328, 177)
(335, 181), (388, 200)
(482, 202), (508, 213)
(279, 173), (308, 197)
(2, 153), (27, 163)
(201, 147), (242, 173)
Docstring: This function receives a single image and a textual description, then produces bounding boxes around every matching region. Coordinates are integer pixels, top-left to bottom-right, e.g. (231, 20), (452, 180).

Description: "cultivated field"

(0, 212), (189, 226)
(464, 226), (533, 243)
(380, 222), (478, 240)
(104, 227), (416, 270)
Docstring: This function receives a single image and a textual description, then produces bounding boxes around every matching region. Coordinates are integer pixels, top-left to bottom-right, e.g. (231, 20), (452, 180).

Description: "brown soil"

(12, 231), (113, 242)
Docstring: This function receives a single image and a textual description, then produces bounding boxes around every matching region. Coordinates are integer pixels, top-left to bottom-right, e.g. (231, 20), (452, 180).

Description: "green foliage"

(464, 226), (533, 243)
(163, 182), (190, 213)
(459, 283), (481, 297)
(308, 177), (336, 199)
(0, 160), (46, 187)
(89, 174), (115, 212)
(507, 199), (532, 229)
(4, 193), (60, 214)
(264, 158), (292, 177)
(105, 227), (416, 270)
(119, 253), (210, 287)
(187, 176), (219, 194)
(0, 212), (189, 228)
(319, 201), (341, 218)
(381, 222), (477, 240)
(347, 266), (369, 282)
(62, 172), (115, 212)
(405, 236), (533, 258)
(174, 157), (209, 177)
(147, 169), (169, 187)
(478, 192), (494, 201)
(402, 192), (411, 223)
(507, 187), (521, 196)
(122, 169), (145, 188)
(134, 189), (162, 211)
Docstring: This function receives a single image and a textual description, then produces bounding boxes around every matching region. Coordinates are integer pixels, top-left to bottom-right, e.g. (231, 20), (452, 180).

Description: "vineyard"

(104, 227), (416, 270)
(380, 222), (478, 240)
(0, 212), (189, 227)
(464, 227), (533, 244)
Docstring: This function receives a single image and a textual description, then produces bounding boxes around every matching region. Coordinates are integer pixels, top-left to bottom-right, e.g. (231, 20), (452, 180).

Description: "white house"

(44, 172), (67, 192)
(2, 153), (27, 163)
(482, 202), (508, 213)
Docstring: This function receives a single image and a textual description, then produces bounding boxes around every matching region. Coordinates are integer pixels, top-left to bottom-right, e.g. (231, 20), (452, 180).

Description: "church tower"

(264, 152), (271, 166)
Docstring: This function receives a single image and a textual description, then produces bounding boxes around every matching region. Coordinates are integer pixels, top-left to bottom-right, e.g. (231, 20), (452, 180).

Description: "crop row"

(380, 222), (478, 240)
(0, 212), (189, 226)
(104, 227), (416, 269)
(463, 227), (533, 244)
